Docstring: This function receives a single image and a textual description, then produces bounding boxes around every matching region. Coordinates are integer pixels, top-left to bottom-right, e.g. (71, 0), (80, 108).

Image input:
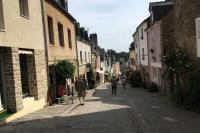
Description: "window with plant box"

(19, 0), (29, 18)
(58, 23), (64, 47)
(0, 0), (4, 30)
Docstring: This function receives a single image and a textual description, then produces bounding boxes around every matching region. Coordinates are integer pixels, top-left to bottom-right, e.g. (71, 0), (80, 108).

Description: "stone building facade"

(175, 0), (200, 66)
(0, 0), (48, 112)
(43, 0), (78, 100)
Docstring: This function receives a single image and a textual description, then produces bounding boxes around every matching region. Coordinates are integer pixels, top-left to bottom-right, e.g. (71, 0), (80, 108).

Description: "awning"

(19, 50), (33, 55)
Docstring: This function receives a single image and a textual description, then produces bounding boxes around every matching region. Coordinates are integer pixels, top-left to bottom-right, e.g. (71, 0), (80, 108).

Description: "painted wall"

(133, 31), (141, 68)
(138, 22), (149, 66)
(129, 50), (137, 70)
(147, 22), (162, 85)
(44, 1), (77, 64)
(77, 40), (91, 75)
(0, 0), (45, 50)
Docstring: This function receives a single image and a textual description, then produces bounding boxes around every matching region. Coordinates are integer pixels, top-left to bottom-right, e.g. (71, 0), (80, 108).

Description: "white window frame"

(0, 0), (5, 31)
(196, 17), (200, 57)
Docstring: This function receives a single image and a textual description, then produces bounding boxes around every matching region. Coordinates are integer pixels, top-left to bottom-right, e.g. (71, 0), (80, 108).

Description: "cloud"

(68, 0), (160, 52)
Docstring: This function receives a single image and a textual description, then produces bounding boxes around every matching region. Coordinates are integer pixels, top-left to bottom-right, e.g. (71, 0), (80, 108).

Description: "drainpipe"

(40, 0), (51, 104)
(74, 24), (79, 76)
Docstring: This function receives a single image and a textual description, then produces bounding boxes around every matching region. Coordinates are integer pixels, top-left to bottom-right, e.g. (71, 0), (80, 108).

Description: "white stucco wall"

(147, 22), (162, 86)
(133, 31), (141, 66)
(0, 0), (45, 50)
(138, 22), (149, 66)
(77, 40), (91, 65)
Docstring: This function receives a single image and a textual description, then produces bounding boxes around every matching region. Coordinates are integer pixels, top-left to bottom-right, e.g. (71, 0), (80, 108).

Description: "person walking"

(75, 76), (86, 105)
(66, 78), (71, 96)
(111, 76), (118, 96)
(82, 74), (88, 90)
(121, 76), (126, 89)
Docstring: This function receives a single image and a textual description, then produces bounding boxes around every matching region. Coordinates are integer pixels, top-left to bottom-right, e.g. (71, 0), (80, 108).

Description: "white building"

(76, 26), (91, 76)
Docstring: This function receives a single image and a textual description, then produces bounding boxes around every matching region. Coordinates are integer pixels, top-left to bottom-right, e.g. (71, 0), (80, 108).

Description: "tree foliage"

(55, 60), (76, 84)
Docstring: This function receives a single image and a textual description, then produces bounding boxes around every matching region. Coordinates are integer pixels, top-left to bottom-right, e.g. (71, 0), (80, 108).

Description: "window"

(58, 23), (64, 47)
(0, 0), (4, 30)
(153, 68), (157, 78)
(85, 52), (87, 63)
(60, 0), (65, 8)
(141, 28), (144, 40)
(196, 17), (200, 57)
(80, 51), (83, 64)
(142, 48), (145, 60)
(88, 52), (90, 63)
(19, 0), (29, 18)
(68, 29), (72, 48)
(47, 16), (54, 44)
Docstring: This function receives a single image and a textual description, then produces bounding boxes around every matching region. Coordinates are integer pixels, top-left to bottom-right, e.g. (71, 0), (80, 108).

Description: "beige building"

(76, 25), (91, 76)
(43, 0), (77, 97)
(129, 42), (137, 71)
(0, 0), (48, 113)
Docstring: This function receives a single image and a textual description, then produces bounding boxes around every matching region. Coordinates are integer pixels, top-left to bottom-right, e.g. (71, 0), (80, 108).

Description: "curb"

(0, 87), (97, 127)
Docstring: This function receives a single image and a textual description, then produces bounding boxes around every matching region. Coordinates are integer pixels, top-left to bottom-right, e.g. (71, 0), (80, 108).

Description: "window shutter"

(196, 17), (200, 57)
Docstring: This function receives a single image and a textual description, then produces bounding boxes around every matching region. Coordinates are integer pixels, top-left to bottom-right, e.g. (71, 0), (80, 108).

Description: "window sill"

(20, 15), (29, 20)
(0, 29), (5, 32)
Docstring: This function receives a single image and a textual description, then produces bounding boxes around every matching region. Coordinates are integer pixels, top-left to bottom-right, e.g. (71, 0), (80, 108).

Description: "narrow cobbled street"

(0, 83), (200, 133)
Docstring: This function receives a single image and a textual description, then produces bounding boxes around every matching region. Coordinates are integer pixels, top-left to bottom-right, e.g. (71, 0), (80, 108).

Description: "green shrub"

(55, 60), (76, 84)
(148, 83), (159, 92)
(128, 71), (143, 88)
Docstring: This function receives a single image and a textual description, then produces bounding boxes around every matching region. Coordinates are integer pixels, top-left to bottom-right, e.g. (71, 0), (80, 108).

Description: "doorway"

(19, 54), (30, 98)
(0, 52), (5, 111)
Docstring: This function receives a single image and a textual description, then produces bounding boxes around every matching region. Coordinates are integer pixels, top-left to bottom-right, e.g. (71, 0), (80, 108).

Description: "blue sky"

(68, 0), (160, 52)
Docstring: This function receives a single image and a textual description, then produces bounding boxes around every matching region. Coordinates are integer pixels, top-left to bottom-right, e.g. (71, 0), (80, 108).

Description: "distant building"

(134, 17), (150, 86)
(129, 42), (137, 71)
(75, 24), (91, 77)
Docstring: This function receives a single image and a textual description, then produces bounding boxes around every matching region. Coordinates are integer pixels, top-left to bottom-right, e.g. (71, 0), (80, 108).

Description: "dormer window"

(59, 0), (68, 11)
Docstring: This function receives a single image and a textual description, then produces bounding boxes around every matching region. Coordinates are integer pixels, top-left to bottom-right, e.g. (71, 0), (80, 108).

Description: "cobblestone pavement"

(123, 84), (200, 133)
(0, 84), (146, 133)
(1, 83), (200, 133)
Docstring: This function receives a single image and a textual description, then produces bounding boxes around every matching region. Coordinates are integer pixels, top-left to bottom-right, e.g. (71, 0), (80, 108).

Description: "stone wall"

(2, 47), (23, 113)
(175, 0), (200, 66)
(34, 50), (48, 100)
(161, 10), (176, 95)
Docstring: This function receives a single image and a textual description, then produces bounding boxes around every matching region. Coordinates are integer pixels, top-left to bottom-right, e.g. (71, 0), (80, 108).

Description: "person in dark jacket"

(75, 76), (86, 105)
(111, 76), (118, 96)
